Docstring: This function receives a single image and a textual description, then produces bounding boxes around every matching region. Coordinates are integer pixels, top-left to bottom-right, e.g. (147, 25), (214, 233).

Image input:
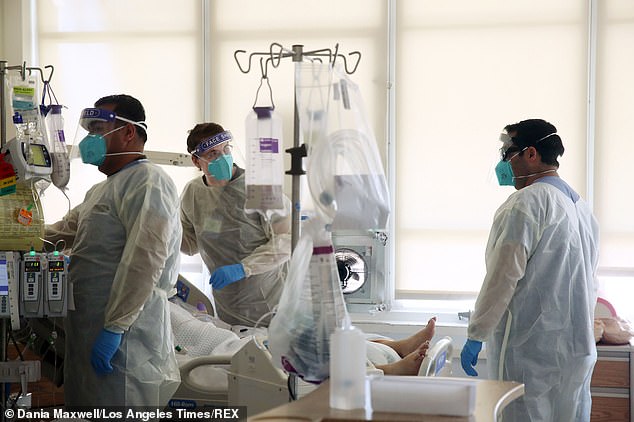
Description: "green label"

(13, 86), (35, 96)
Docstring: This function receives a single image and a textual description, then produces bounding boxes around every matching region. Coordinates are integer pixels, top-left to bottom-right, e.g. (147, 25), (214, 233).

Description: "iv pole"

(234, 44), (361, 402)
(0, 60), (28, 418)
(0, 60), (52, 420)
(234, 43), (361, 250)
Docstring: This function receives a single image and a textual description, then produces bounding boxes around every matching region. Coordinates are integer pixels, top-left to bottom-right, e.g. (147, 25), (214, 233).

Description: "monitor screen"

(48, 260), (65, 272)
(29, 144), (49, 167)
(24, 260), (40, 272)
(0, 259), (9, 296)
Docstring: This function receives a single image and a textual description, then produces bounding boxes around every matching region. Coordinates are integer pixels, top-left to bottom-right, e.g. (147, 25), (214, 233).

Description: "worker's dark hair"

(186, 122), (225, 153)
(504, 119), (564, 167)
(95, 94), (147, 142)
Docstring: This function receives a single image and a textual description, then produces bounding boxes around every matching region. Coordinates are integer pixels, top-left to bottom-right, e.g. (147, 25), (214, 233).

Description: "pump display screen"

(24, 260), (40, 272)
(48, 260), (65, 272)
(0, 259), (8, 296)
(29, 144), (49, 167)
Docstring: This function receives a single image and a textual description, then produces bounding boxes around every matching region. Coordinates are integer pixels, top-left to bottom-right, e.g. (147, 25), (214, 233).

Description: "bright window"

(395, 0), (588, 298)
(35, 0), (202, 223)
(594, 0), (634, 269)
(34, 0), (207, 291)
(207, 0), (387, 174)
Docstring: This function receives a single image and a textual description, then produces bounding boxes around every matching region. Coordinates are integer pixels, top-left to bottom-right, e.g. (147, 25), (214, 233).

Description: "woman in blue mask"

(180, 123), (292, 327)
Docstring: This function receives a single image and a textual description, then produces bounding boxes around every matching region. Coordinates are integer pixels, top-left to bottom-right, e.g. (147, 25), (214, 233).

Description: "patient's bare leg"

(372, 317), (436, 358)
(375, 341), (430, 376)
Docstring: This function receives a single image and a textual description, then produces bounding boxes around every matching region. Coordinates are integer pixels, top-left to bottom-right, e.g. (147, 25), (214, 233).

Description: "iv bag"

(268, 216), (348, 383)
(302, 63), (390, 230)
(45, 105), (70, 189)
(244, 107), (285, 216)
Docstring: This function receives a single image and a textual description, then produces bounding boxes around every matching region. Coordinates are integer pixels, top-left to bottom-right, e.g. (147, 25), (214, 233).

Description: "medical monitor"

(0, 258), (8, 296)
(48, 260), (64, 272)
(28, 143), (50, 166)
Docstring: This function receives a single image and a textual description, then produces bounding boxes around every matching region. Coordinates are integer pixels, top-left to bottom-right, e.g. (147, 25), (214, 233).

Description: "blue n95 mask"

(495, 146), (528, 186)
(494, 159), (515, 186)
(78, 125), (124, 166)
(78, 134), (108, 166)
(208, 154), (233, 180)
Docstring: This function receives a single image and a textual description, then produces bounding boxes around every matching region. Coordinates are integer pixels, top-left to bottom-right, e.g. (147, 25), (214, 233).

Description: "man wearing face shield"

(460, 119), (599, 421)
(180, 122), (291, 327)
(45, 94), (181, 406)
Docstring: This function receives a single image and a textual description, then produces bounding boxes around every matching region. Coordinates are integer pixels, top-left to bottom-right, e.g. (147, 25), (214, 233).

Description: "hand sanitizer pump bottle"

(329, 314), (366, 410)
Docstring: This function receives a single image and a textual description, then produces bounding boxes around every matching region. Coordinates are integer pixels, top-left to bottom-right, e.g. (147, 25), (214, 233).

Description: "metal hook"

(331, 43), (340, 68)
(259, 57), (268, 79)
(234, 50), (251, 74)
(269, 42), (284, 68)
(26, 66), (45, 83)
(44, 65), (54, 83)
(338, 51), (362, 74)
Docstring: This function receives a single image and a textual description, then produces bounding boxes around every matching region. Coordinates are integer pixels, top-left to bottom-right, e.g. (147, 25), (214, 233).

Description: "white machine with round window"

(332, 230), (388, 313)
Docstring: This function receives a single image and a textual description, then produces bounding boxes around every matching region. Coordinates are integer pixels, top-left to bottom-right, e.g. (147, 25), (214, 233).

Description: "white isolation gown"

(46, 160), (182, 407)
(180, 167), (291, 326)
(468, 177), (599, 422)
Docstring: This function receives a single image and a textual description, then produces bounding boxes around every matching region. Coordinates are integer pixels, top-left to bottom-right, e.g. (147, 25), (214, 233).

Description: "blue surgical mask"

(208, 154), (233, 180)
(78, 125), (124, 166)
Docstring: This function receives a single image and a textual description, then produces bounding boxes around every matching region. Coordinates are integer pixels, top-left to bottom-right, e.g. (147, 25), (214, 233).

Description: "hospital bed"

(168, 276), (238, 409)
(169, 276), (285, 412)
(169, 277), (454, 414)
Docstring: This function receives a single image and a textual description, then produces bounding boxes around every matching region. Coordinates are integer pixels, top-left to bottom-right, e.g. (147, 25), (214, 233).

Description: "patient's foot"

(372, 317), (436, 358)
(376, 341), (430, 376)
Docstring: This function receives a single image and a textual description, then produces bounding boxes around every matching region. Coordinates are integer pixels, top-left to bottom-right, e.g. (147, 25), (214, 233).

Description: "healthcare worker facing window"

(180, 122), (292, 326)
(460, 119), (600, 422)
(45, 94), (182, 407)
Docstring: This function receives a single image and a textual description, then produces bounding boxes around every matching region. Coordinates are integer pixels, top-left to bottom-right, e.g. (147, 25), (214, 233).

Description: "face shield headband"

(79, 108), (147, 132)
(499, 132), (557, 161)
(193, 131), (233, 156)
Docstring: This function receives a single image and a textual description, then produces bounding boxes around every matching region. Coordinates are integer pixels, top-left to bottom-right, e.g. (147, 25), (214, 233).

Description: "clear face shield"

(494, 133), (523, 186)
(487, 133), (514, 185)
(70, 108), (147, 166)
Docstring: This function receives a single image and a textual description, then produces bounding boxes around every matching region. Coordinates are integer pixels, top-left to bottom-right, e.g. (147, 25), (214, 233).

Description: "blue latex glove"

(209, 263), (245, 290)
(460, 339), (483, 376)
(91, 329), (123, 375)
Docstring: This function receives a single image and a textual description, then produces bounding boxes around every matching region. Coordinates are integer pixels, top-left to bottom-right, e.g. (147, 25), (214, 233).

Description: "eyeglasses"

(501, 147), (521, 162)
(195, 143), (233, 162)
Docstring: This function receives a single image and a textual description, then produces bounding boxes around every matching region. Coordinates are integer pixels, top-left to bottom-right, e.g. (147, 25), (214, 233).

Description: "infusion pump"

(0, 250), (68, 328)
(1, 137), (52, 182)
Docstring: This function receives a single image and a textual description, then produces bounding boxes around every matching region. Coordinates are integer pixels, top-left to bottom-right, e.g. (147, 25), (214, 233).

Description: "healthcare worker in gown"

(460, 119), (599, 422)
(180, 122), (291, 326)
(45, 94), (181, 406)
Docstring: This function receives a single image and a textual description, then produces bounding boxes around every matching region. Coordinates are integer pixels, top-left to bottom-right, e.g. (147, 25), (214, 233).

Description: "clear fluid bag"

(244, 106), (285, 216)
